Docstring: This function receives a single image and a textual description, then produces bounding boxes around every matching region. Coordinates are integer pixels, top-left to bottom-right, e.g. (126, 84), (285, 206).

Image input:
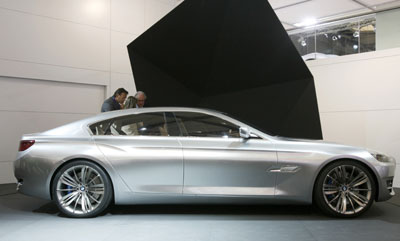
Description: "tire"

(51, 160), (113, 218)
(314, 160), (376, 218)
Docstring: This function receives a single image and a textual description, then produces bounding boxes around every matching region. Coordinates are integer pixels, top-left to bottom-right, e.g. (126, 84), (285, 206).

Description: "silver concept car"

(14, 107), (396, 218)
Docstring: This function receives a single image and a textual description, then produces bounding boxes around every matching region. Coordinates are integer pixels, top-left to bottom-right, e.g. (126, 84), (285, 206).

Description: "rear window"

(89, 112), (179, 136)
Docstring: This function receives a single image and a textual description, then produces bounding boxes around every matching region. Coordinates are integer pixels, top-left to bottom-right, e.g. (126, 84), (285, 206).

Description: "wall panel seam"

(111, 29), (140, 36)
(308, 53), (400, 68)
(0, 110), (98, 115)
(0, 6), (110, 31)
(320, 108), (400, 113)
(0, 6), (147, 36)
(0, 57), (110, 74)
(111, 71), (134, 76)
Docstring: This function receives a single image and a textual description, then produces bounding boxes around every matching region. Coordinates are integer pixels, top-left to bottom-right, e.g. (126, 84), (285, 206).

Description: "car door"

(91, 112), (183, 194)
(173, 111), (277, 197)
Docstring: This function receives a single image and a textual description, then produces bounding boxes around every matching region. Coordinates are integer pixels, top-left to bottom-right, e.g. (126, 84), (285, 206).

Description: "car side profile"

(14, 107), (396, 218)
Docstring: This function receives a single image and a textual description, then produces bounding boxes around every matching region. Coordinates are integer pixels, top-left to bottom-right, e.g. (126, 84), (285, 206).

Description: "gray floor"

(1, 184), (400, 241)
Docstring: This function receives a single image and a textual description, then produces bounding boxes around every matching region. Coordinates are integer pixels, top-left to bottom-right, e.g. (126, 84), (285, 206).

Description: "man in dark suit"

(101, 88), (128, 112)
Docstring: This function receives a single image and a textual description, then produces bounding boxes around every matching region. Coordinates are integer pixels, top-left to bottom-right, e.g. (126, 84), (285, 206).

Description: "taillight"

(19, 140), (35, 152)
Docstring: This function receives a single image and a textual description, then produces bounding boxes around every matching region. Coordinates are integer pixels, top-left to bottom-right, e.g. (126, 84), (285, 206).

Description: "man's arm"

(101, 102), (113, 112)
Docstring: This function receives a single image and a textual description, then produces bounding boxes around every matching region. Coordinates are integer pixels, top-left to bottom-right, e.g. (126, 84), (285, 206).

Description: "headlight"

(370, 151), (391, 163)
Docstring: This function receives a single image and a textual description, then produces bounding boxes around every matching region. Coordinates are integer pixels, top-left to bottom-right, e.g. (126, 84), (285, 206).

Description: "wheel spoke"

(329, 193), (340, 204)
(348, 166), (355, 182)
(339, 166), (346, 183)
(73, 168), (80, 183)
(348, 173), (365, 186)
(334, 168), (341, 183)
(341, 193), (347, 213)
(84, 193), (93, 211)
(89, 183), (104, 188)
(349, 191), (368, 207)
(89, 190), (104, 195)
(327, 174), (340, 185)
(87, 175), (100, 186)
(73, 194), (81, 213)
(60, 174), (78, 187)
(85, 169), (93, 184)
(81, 166), (88, 185)
(89, 182), (104, 195)
(57, 188), (75, 192)
(61, 191), (79, 207)
(351, 176), (368, 187)
(351, 188), (371, 192)
(347, 194), (356, 214)
(87, 192), (101, 204)
(335, 195), (342, 212)
(323, 184), (339, 195)
(81, 192), (86, 213)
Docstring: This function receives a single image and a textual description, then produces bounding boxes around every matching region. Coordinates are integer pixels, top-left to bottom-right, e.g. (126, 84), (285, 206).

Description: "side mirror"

(239, 127), (250, 139)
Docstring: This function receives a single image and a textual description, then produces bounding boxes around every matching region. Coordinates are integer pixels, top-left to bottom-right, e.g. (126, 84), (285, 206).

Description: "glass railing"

(288, 15), (376, 61)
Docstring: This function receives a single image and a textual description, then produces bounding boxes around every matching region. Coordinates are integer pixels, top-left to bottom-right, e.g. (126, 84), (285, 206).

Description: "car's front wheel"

(52, 160), (113, 218)
(314, 160), (376, 218)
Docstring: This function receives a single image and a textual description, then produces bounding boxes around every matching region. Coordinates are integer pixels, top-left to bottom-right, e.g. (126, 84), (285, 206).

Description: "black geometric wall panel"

(128, 0), (322, 139)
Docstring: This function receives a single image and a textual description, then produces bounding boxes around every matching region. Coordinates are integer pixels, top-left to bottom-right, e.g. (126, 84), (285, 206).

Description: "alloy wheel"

(55, 165), (105, 215)
(322, 165), (372, 215)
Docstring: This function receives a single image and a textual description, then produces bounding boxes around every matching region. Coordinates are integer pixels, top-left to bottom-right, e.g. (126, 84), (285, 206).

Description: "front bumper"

(375, 159), (396, 202)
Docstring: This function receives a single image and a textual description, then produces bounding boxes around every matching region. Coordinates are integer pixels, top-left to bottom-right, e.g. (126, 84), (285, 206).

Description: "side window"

(174, 112), (240, 138)
(90, 112), (172, 136)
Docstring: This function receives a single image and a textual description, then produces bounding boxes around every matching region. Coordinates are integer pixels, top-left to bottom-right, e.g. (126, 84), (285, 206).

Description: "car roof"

(91, 107), (224, 121)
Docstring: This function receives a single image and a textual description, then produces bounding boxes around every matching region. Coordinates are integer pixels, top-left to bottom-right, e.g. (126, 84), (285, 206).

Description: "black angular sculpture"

(128, 0), (322, 139)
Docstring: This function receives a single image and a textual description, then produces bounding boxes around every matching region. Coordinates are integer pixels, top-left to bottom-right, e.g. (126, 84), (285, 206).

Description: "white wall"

(376, 8), (400, 51)
(307, 47), (400, 187)
(0, 0), (179, 184)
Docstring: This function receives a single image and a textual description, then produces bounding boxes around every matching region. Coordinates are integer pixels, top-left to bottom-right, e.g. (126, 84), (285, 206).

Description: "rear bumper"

(14, 154), (53, 200)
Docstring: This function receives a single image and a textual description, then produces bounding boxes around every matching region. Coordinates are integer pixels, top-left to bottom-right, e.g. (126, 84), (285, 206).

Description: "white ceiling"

(268, 0), (400, 30)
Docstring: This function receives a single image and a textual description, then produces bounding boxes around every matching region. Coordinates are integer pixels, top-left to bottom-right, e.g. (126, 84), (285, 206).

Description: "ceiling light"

(353, 45), (359, 50)
(353, 31), (360, 38)
(294, 18), (317, 27)
(332, 35), (338, 41)
(301, 40), (307, 47)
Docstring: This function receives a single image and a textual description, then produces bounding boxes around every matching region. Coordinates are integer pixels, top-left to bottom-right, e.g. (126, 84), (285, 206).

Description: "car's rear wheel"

(52, 160), (112, 218)
(314, 160), (376, 218)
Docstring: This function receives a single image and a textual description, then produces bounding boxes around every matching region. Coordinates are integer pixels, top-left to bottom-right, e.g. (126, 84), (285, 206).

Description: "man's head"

(134, 91), (147, 108)
(113, 88), (128, 104)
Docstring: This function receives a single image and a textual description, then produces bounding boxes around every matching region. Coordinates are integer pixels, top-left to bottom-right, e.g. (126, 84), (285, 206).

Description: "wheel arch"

(311, 157), (379, 202)
(49, 157), (115, 202)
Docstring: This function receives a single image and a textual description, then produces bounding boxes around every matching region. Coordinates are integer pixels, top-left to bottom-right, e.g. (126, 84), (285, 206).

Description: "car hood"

(273, 136), (369, 152)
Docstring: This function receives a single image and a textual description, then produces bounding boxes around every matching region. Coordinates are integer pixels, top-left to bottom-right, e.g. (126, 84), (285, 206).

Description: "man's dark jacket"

(101, 97), (121, 112)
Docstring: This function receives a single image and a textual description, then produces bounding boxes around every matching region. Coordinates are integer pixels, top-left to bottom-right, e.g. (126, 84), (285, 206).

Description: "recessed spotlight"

(301, 40), (307, 47)
(353, 44), (359, 50)
(332, 35), (338, 41)
(353, 31), (360, 38)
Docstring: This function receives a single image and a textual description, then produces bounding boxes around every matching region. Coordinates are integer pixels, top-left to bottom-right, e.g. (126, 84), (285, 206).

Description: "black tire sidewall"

(314, 160), (376, 218)
(51, 160), (113, 218)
